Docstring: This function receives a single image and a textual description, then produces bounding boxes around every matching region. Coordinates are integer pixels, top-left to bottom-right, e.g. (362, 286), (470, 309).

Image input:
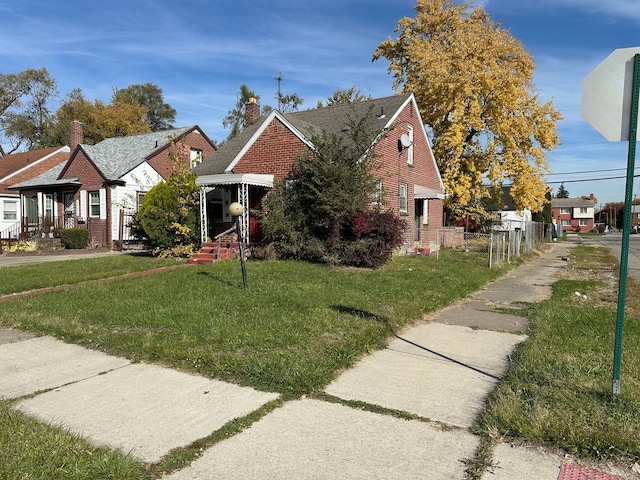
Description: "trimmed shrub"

(60, 228), (90, 249)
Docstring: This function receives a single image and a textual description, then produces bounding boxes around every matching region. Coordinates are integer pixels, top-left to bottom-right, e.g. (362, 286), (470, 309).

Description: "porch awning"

(414, 185), (445, 199)
(196, 173), (274, 188)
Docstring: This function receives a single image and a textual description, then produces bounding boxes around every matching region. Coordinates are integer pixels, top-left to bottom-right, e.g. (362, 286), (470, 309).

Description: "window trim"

(399, 182), (408, 214)
(406, 125), (414, 166)
(3, 200), (17, 221)
(89, 191), (101, 218)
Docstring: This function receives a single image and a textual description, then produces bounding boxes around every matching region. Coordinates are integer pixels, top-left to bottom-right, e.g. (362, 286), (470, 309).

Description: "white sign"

(581, 47), (640, 142)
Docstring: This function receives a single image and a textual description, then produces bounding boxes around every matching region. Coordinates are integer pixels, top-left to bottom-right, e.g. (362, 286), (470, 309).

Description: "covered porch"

(196, 173), (274, 245)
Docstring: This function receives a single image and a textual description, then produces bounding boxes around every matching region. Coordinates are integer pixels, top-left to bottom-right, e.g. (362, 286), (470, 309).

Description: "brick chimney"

(244, 98), (260, 128)
(70, 120), (83, 151)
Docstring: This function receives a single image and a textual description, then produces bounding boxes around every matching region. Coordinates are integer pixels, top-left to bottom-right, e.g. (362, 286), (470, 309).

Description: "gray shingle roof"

(11, 127), (195, 189)
(82, 126), (193, 179)
(194, 93), (413, 176)
(551, 197), (596, 208)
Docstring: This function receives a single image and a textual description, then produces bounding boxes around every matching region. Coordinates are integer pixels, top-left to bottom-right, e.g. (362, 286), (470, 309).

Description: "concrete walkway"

(0, 243), (636, 479)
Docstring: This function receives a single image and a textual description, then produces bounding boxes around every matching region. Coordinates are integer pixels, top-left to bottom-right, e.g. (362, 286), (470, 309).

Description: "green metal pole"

(612, 53), (640, 396)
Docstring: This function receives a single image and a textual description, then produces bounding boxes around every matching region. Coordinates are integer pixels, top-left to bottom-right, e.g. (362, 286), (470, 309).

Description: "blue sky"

(1, 0), (639, 206)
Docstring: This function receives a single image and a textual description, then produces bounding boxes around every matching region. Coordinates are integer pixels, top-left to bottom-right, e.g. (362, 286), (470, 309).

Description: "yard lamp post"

(229, 202), (248, 289)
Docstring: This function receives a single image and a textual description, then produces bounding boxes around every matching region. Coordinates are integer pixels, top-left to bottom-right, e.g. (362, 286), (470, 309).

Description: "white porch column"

(237, 183), (249, 243)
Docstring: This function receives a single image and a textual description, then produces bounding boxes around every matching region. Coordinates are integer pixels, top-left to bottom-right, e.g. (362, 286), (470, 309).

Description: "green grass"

(477, 246), (640, 465)
(0, 248), (504, 478)
(0, 400), (143, 480)
(0, 253), (182, 296)
(0, 249), (501, 397)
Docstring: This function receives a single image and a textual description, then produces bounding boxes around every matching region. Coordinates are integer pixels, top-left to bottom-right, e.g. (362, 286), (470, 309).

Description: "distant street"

(580, 232), (640, 282)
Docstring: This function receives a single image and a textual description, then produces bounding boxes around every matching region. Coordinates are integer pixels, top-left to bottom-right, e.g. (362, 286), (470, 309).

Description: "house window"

(25, 195), (38, 224)
(579, 219), (588, 226)
(137, 192), (147, 209)
(406, 125), (414, 166)
(190, 149), (203, 168)
(372, 180), (383, 205)
(3, 200), (17, 221)
(560, 207), (571, 214)
(89, 191), (100, 217)
(399, 182), (408, 214)
(579, 207), (588, 214)
(44, 194), (54, 221)
(561, 219), (571, 226)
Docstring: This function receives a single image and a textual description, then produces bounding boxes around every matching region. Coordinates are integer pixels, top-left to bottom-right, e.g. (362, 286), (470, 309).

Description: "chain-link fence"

(426, 222), (553, 268)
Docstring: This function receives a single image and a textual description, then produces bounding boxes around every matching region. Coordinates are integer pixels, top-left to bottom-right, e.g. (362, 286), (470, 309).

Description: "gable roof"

(194, 93), (415, 177)
(0, 146), (70, 194)
(11, 126), (199, 189)
(69, 126), (195, 180)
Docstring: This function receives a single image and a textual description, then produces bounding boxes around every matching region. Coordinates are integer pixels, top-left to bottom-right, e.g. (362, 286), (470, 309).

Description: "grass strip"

(0, 253), (182, 295)
(476, 246), (640, 465)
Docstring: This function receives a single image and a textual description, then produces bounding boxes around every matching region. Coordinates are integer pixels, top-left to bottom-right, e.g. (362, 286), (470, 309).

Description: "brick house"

(10, 121), (216, 248)
(551, 194), (596, 232)
(0, 146), (71, 238)
(193, 93), (445, 250)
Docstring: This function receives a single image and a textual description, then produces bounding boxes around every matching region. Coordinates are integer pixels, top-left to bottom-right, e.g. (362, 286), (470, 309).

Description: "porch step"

(188, 243), (239, 265)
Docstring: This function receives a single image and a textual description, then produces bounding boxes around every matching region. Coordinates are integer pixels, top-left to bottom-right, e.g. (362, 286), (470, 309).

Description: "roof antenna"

(274, 70), (283, 111)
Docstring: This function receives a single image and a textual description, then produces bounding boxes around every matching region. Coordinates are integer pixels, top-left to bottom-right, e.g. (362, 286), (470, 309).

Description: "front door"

(414, 199), (423, 242)
(63, 192), (74, 228)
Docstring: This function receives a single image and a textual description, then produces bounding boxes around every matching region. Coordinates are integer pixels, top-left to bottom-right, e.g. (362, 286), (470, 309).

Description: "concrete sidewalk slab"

(0, 328), (35, 344)
(325, 323), (525, 428)
(0, 336), (130, 399)
(434, 303), (529, 332)
(16, 363), (279, 463)
(483, 443), (562, 480)
(163, 398), (479, 480)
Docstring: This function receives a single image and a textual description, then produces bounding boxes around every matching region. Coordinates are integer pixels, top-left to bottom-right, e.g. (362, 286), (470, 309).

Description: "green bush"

(60, 228), (90, 249)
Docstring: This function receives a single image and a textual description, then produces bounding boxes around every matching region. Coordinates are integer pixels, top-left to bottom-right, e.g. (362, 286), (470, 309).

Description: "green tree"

(556, 183), (569, 198)
(373, 0), (561, 221)
(111, 83), (176, 131)
(0, 68), (58, 155)
(43, 89), (150, 147)
(222, 85), (264, 140)
(136, 139), (200, 257)
(276, 92), (303, 113)
(532, 190), (553, 223)
(316, 86), (372, 108)
(260, 108), (405, 267)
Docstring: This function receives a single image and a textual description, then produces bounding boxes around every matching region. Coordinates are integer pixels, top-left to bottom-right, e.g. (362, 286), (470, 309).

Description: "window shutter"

(80, 190), (87, 219)
(99, 188), (107, 220)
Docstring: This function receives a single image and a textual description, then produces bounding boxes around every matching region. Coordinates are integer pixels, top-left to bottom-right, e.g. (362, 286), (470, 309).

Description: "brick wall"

(148, 129), (216, 180)
(233, 118), (307, 180)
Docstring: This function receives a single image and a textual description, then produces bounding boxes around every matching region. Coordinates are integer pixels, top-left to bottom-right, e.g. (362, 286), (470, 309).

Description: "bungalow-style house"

(0, 146), (70, 238)
(10, 121), (216, 248)
(193, 93), (445, 252)
(551, 194), (596, 232)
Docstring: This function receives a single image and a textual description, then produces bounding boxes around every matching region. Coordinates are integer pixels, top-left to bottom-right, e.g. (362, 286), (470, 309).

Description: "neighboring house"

(551, 194), (596, 232)
(10, 121), (216, 248)
(193, 93), (446, 250)
(494, 186), (532, 231)
(0, 146), (71, 238)
(631, 205), (640, 233)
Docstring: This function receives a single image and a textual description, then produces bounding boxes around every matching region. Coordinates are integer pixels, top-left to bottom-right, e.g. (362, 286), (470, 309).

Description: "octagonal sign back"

(581, 47), (640, 142)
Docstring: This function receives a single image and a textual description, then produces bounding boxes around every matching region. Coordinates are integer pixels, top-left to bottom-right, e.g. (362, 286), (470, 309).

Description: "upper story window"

(190, 148), (203, 168)
(579, 207), (588, 214)
(560, 207), (571, 214)
(406, 125), (414, 166)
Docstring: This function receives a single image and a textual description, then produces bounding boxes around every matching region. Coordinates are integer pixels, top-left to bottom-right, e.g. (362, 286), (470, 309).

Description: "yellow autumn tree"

(373, 0), (562, 220)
